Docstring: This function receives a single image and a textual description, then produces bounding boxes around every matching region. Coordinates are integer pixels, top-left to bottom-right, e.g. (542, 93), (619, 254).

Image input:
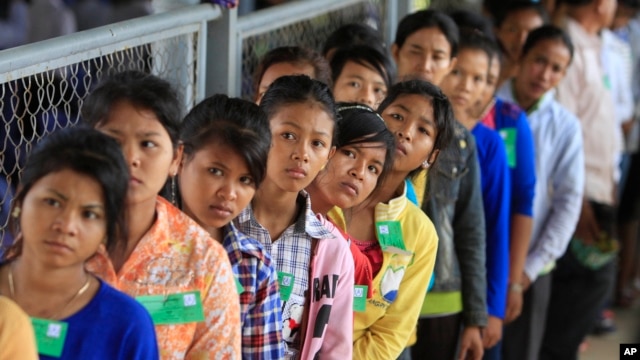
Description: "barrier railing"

(0, 4), (220, 249)
(0, 0), (422, 250)
(207, 0), (415, 100)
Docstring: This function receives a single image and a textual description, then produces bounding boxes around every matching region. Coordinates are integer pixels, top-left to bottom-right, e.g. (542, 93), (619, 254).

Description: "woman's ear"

(170, 143), (185, 176)
(328, 146), (337, 159)
(427, 149), (440, 166)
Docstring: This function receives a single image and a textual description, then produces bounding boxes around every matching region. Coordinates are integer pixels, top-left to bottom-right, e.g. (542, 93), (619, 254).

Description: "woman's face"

(95, 100), (180, 207)
(515, 39), (571, 104)
(265, 101), (335, 193)
(440, 48), (489, 120)
(178, 142), (257, 233)
(380, 94), (439, 173)
(392, 27), (456, 85)
(256, 62), (315, 104)
(311, 142), (387, 209)
(333, 60), (387, 109)
(496, 8), (545, 61)
(20, 168), (107, 268)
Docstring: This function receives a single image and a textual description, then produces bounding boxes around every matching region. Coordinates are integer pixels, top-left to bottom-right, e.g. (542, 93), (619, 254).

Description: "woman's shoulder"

(90, 281), (155, 325)
(0, 295), (30, 323)
(223, 223), (273, 269)
(158, 197), (226, 257)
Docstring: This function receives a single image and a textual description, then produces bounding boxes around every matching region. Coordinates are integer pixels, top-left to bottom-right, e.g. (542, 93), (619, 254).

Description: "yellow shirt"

(0, 296), (38, 360)
(329, 188), (438, 360)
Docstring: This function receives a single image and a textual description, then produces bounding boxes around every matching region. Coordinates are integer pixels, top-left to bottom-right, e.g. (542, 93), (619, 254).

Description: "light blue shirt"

(497, 82), (585, 282)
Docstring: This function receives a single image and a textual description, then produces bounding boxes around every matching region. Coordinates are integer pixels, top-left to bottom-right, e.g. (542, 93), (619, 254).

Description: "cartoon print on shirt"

(282, 295), (305, 342)
(379, 252), (414, 303)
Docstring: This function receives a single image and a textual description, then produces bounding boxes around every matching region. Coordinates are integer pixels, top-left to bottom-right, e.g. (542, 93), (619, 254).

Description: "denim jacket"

(422, 122), (488, 327)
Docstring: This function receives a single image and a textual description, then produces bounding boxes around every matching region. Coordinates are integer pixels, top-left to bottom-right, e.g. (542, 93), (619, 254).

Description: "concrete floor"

(580, 305), (640, 360)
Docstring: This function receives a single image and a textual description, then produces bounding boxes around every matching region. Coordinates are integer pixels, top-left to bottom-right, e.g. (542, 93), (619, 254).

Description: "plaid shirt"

(234, 191), (334, 352)
(223, 222), (284, 359)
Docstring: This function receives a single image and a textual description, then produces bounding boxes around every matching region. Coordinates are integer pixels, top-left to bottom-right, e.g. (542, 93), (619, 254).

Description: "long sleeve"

(241, 258), (284, 359)
(510, 112), (536, 217)
(320, 245), (354, 360)
(475, 126), (511, 319)
(353, 212), (438, 359)
(453, 132), (489, 327)
(525, 119), (585, 282)
(188, 244), (242, 359)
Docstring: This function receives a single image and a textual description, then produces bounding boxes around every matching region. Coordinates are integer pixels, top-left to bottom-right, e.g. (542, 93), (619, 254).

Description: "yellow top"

(329, 186), (438, 360)
(0, 296), (38, 360)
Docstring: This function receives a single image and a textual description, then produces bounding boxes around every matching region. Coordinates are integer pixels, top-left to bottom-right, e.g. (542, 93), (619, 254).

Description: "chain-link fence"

(238, 0), (389, 100)
(0, 4), (219, 252)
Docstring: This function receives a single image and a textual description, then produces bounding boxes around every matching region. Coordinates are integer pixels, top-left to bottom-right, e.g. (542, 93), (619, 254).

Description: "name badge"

(136, 291), (205, 325)
(376, 221), (406, 251)
(353, 285), (368, 312)
(499, 128), (517, 168)
(31, 318), (68, 358)
(235, 277), (245, 294)
(277, 272), (294, 302)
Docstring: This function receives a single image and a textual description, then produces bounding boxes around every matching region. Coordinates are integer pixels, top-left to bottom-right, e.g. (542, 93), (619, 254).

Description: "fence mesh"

(240, 0), (388, 100)
(0, 33), (201, 252)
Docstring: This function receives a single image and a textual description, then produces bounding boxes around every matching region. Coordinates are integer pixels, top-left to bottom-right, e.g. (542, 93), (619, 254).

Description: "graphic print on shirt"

(282, 294), (305, 343)
(379, 252), (414, 303)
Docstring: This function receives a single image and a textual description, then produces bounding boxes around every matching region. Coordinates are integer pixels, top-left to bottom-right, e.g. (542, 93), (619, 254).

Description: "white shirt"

(498, 82), (585, 281)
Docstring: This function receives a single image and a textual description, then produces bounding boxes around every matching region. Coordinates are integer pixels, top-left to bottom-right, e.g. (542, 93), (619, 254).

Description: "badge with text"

(31, 318), (68, 358)
(499, 128), (517, 168)
(136, 291), (205, 325)
(235, 277), (245, 294)
(353, 285), (368, 312)
(376, 221), (406, 251)
(277, 272), (294, 302)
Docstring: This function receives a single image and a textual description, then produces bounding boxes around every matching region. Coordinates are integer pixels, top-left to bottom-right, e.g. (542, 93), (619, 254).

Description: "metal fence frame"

(0, 4), (221, 105)
(207, 0), (416, 98)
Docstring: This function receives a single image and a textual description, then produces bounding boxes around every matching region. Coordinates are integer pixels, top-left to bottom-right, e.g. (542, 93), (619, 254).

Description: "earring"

(11, 206), (20, 218)
(171, 174), (177, 206)
(422, 160), (430, 168)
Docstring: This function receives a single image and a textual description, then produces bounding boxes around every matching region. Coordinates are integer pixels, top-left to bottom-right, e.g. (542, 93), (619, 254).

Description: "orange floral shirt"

(87, 197), (241, 360)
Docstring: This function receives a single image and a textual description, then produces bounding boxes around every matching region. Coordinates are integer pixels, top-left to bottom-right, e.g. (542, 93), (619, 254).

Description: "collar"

(504, 79), (554, 116)
(564, 17), (602, 48)
(236, 191), (334, 240)
(374, 181), (408, 222)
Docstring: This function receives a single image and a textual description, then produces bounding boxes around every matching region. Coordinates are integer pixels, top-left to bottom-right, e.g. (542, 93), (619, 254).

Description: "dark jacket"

(422, 122), (488, 327)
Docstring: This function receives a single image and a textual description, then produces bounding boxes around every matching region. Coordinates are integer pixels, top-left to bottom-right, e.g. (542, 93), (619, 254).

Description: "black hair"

(560, 0), (596, 5)
(253, 46), (332, 98)
(492, 1), (550, 28)
(450, 9), (497, 41)
(335, 102), (396, 186)
(394, 10), (460, 58)
(259, 75), (339, 145)
(377, 79), (455, 178)
(521, 25), (575, 63)
(180, 94), (271, 187)
(458, 28), (500, 69)
(6, 127), (129, 260)
(81, 70), (182, 148)
(620, 0), (640, 8)
(322, 23), (387, 57)
(330, 46), (396, 90)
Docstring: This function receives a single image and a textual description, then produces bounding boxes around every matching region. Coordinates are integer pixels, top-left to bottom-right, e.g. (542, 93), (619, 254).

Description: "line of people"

(1, 1), (639, 360)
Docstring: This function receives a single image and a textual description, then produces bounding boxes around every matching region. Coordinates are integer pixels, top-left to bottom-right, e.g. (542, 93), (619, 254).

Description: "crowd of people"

(1, 0), (640, 359)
